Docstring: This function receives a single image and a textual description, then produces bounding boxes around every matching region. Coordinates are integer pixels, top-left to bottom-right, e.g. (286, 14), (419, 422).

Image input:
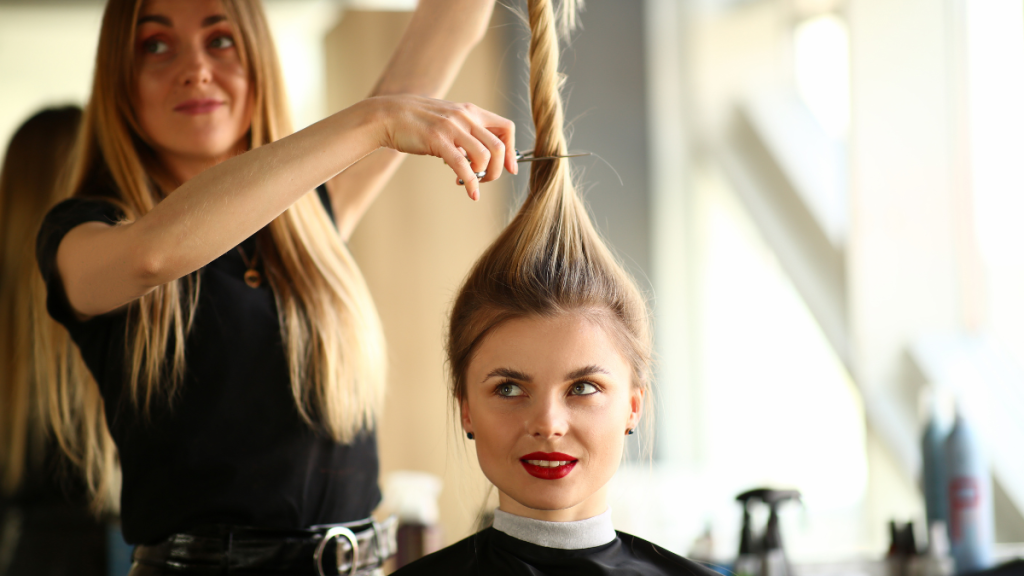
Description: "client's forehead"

(468, 314), (630, 385)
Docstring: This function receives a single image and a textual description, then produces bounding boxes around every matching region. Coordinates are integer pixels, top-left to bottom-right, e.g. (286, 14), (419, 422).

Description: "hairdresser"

(34, 0), (515, 574)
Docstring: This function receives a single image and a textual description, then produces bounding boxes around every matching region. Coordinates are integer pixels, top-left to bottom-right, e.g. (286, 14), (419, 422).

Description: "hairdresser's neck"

(497, 485), (609, 522)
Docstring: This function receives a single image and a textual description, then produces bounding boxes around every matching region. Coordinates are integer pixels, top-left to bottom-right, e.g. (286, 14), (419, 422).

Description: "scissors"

(457, 149), (591, 185)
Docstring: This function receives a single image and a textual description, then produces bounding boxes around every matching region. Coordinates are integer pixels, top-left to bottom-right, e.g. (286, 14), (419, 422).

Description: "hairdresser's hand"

(368, 94), (517, 200)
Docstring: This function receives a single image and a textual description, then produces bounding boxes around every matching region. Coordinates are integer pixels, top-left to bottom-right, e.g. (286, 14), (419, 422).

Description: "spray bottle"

(760, 490), (801, 576)
(943, 405), (993, 574)
(735, 489), (801, 576)
(735, 490), (764, 576)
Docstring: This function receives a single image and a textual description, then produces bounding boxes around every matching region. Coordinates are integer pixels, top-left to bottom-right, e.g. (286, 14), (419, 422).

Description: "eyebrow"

(137, 14), (228, 27)
(483, 367), (531, 383)
(481, 364), (610, 384)
(565, 365), (610, 380)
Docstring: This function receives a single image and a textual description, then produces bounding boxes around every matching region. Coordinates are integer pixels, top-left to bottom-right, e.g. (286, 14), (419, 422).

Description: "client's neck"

(497, 485), (608, 522)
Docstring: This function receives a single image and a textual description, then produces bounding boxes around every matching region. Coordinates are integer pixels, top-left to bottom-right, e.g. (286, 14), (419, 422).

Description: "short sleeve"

(36, 198), (125, 327)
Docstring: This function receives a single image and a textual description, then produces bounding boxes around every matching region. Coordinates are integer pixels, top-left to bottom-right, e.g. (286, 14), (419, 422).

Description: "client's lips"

(520, 452), (578, 480)
(174, 99), (223, 114)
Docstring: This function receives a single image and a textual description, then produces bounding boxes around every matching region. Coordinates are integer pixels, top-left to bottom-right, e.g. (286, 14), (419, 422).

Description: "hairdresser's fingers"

(450, 102), (509, 182)
(450, 101), (512, 179)
(452, 128), (496, 190)
(452, 125), (491, 175)
(439, 143), (480, 201)
(472, 108), (517, 175)
(468, 123), (506, 183)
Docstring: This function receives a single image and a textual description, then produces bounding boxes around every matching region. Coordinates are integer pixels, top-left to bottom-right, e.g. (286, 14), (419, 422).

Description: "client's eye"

(570, 382), (598, 396)
(496, 382), (524, 397)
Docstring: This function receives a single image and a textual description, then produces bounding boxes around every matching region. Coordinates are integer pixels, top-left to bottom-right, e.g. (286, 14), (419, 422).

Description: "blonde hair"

(0, 107), (110, 504)
(447, 0), (654, 444)
(50, 0), (385, 511)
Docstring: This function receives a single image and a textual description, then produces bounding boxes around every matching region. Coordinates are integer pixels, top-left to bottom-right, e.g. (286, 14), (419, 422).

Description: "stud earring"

(466, 432), (475, 440)
(626, 429), (634, 436)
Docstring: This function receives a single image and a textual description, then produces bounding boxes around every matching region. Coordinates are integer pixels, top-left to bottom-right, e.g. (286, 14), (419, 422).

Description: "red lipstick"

(174, 99), (223, 115)
(519, 452), (578, 480)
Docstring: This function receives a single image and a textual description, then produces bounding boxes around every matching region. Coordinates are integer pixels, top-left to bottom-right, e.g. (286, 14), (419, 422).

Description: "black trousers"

(127, 521), (388, 576)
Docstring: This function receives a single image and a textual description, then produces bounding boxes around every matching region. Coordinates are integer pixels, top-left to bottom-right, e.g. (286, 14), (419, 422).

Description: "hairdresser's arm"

(56, 95), (508, 319)
(324, 0), (518, 240)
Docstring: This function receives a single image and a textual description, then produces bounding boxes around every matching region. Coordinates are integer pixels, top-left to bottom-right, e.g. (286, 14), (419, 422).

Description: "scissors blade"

(516, 152), (592, 163)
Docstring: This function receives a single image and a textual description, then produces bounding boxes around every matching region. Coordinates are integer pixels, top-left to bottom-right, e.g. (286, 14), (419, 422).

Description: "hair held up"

(446, 0), (652, 406)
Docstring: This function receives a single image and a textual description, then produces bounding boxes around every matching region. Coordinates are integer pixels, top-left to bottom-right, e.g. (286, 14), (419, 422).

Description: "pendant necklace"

(236, 244), (262, 288)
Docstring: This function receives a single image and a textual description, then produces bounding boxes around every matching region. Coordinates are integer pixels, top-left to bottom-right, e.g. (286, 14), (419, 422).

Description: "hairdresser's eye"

(141, 38), (169, 55)
(209, 35), (234, 50)
(570, 382), (598, 396)
(496, 382), (524, 398)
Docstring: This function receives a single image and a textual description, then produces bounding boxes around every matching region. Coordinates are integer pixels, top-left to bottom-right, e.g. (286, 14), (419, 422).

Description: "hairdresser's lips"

(520, 452), (578, 480)
(174, 98), (224, 115)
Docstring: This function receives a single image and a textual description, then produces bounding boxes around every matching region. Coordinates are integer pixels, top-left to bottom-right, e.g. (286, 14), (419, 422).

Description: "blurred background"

(2, 0), (1023, 568)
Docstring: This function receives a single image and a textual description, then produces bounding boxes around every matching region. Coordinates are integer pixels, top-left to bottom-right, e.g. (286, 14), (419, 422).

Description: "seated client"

(394, 1), (718, 574)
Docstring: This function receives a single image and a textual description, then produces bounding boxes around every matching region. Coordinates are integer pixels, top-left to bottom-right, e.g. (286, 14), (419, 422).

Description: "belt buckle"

(314, 526), (359, 576)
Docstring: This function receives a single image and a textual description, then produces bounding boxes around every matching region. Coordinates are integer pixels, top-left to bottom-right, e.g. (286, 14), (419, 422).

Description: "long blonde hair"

(0, 106), (101, 500)
(447, 0), (654, 444)
(50, 0), (386, 511)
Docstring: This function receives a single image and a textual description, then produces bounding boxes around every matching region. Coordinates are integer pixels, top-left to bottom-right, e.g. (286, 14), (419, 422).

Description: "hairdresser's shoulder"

(617, 531), (723, 576)
(36, 189), (125, 274)
(42, 194), (124, 230)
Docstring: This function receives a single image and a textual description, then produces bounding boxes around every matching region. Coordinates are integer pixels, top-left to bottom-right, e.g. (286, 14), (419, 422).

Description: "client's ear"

(460, 398), (474, 436)
(627, 387), (644, 431)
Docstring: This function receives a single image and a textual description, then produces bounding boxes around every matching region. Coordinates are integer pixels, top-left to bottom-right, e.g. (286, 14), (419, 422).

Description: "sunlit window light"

(699, 164), (867, 560)
(966, 0), (1024, 371)
(967, 0), (1024, 265)
(793, 14), (850, 140)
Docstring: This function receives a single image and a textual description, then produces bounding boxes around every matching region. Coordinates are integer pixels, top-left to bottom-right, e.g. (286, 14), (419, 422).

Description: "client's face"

(462, 313), (642, 522)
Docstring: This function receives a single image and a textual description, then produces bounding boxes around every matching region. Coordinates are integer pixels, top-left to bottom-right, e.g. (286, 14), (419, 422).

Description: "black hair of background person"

(0, 106), (109, 576)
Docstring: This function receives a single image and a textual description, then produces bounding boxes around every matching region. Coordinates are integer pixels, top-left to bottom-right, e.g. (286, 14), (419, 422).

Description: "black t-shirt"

(35, 186), (381, 545)
(393, 527), (718, 576)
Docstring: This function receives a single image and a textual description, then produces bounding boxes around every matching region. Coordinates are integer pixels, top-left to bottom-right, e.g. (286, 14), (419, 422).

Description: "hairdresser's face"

(462, 314), (642, 522)
(133, 0), (252, 182)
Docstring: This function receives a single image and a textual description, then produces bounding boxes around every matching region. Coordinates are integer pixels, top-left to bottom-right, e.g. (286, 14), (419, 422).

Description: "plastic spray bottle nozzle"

(736, 489), (768, 556)
(759, 490), (801, 551)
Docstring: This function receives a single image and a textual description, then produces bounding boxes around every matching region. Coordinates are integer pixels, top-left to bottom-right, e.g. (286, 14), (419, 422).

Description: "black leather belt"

(131, 516), (397, 575)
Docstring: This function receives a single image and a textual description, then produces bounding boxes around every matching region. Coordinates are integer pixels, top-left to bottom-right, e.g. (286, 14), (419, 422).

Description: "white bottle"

(943, 407), (993, 574)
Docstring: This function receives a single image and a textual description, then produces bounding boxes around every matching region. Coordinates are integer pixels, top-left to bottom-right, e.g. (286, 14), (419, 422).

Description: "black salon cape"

(393, 527), (718, 576)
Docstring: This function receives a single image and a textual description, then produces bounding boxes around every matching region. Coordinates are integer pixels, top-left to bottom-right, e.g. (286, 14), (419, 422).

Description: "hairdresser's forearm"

(372, 0), (496, 98)
(327, 0), (497, 237)
(58, 101), (382, 317)
(137, 105), (378, 282)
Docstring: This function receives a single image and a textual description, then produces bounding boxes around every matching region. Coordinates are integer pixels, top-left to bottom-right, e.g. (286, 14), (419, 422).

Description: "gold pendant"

(244, 269), (262, 288)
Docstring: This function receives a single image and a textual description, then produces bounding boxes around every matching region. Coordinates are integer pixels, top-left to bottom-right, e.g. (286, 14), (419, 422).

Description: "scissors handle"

(456, 149), (591, 185)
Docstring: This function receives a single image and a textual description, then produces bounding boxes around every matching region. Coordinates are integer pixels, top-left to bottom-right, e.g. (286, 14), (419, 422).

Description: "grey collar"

(492, 508), (616, 550)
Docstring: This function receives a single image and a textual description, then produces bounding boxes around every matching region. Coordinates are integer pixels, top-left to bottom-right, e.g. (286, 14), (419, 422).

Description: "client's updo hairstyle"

(447, 0), (653, 424)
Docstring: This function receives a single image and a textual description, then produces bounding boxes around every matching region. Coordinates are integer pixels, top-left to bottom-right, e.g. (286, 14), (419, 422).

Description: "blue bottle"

(943, 406), (993, 574)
